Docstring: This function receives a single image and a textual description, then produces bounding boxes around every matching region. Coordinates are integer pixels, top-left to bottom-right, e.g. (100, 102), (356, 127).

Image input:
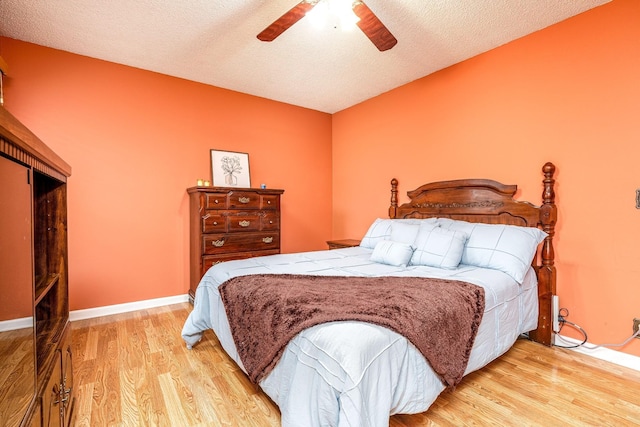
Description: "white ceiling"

(0, 0), (609, 113)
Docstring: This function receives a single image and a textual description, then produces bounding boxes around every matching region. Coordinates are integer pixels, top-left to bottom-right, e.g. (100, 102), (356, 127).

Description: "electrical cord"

(579, 329), (640, 350)
(553, 314), (588, 349)
(553, 307), (640, 349)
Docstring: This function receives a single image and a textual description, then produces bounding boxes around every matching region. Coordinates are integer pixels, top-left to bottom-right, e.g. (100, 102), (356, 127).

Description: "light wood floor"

(71, 303), (640, 426)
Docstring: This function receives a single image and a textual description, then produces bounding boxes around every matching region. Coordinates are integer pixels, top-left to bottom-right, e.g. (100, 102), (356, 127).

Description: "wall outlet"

(552, 295), (560, 333)
(634, 318), (640, 339)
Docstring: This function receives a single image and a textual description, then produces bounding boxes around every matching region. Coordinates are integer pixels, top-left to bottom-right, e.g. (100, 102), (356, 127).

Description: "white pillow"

(410, 225), (468, 269)
(390, 222), (421, 246)
(359, 218), (436, 249)
(370, 240), (415, 268)
(438, 219), (547, 283)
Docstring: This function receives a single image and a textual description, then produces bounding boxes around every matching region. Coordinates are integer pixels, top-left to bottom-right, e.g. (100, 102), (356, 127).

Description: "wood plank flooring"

(0, 327), (34, 426)
(71, 303), (640, 426)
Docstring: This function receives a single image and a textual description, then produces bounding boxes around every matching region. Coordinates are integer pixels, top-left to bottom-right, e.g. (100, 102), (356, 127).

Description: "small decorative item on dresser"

(326, 239), (362, 249)
(211, 149), (251, 188)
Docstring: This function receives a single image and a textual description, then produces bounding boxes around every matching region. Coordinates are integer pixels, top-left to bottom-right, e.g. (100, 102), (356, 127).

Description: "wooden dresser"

(188, 186), (284, 302)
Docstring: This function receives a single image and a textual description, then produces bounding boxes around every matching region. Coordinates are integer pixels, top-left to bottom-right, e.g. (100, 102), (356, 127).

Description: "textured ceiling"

(0, 0), (610, 113)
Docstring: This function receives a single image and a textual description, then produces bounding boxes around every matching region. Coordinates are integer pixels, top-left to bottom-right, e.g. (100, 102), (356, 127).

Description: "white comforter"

(182, 247), (539, 427)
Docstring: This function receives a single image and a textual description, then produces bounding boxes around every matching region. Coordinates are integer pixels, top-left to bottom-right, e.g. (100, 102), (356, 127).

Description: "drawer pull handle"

(239, 220), (250, 227)
(262, 237), (274, 244)
(213, 221), (218, 225)
(212, 239), (225, 247)
(238, 197), (251, 204)
(269, 221), (273, 224)
(267, 200), (271, 204)
(214, 199), (219, 204)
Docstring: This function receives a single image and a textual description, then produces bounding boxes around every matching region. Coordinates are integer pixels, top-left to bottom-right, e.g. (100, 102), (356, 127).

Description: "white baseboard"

(69, 294), (189, 322)
(0, 316), (33, 332)
(556, 334), (640, 372)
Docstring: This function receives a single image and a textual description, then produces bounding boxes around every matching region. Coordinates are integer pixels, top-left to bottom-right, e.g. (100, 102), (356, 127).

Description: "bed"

(182, 162), (557, 426)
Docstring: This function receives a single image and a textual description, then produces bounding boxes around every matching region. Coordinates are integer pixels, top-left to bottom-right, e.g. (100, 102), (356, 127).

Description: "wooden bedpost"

(389, 178), (398, 218)
(529, 162), (557, 346)
(540, 162), (557, 268)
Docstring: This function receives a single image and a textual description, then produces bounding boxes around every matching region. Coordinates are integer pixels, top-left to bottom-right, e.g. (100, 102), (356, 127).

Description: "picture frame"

(210, 149), (251, 188)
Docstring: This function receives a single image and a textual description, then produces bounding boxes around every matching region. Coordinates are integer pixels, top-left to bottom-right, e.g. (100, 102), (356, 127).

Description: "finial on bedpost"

(389, 178), (398, 218)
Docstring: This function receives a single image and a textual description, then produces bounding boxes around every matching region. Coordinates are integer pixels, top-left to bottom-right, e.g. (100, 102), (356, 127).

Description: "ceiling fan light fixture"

(306, 1), (329, 28)
(331, 0), (361, 30)
(307, 0), (360, 31)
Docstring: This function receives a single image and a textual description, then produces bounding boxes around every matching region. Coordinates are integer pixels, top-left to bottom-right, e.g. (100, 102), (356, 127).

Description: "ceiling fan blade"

(353, 1), (397, 51)
(257, 1), (319, 42)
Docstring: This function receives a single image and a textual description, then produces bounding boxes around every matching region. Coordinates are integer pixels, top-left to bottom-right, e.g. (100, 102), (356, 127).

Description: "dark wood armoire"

(0, 107), (75, 427)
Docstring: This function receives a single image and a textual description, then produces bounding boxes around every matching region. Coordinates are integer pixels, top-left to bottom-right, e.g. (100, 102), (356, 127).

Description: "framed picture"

(210, 149), (251, 188)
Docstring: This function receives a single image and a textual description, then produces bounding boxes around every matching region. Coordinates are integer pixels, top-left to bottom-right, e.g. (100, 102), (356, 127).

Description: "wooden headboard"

(389, 162), (557, 346)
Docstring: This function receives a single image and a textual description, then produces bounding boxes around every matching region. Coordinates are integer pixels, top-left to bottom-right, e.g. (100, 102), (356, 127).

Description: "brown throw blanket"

(219, 274), (485, 388)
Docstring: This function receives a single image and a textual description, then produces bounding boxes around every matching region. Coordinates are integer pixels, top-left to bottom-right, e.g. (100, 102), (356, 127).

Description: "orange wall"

(0, 38), (333, 311)
(333, 0), (640, 356)
(2, 0), (639, 358)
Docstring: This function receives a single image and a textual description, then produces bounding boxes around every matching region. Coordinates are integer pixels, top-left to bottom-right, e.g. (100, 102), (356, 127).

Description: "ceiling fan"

(257, 0), (397, 52)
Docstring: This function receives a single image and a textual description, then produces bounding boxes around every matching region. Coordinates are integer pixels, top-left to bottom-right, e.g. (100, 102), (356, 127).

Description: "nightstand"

(326, 239), (361, 249)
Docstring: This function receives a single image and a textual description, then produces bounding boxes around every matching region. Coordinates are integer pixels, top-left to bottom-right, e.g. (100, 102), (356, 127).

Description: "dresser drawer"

(227, 213), (261, 232)
(202, 232), (280, 254)
(204, 193), (229, 209)
(228, 191), (261, 209)
(261, 194), (279, 210)
(203, 253), (253, 271)
(202, 213), (227, 233)
(201, 250), (280, 275)
(261, 212), (279, 231)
